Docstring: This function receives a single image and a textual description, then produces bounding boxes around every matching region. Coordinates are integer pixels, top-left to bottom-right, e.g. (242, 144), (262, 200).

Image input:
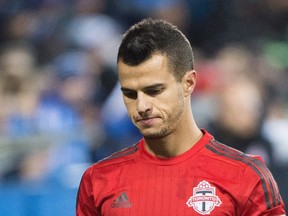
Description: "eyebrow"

(120, 83), (165, 92)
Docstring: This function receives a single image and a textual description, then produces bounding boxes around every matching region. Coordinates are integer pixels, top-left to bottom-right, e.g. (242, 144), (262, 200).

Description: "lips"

(134, 116), (161, 127)
(135, 116), (157, 122)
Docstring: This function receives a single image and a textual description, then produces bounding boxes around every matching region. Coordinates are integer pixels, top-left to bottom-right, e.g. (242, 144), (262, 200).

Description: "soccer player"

(76, 18), (286, 215)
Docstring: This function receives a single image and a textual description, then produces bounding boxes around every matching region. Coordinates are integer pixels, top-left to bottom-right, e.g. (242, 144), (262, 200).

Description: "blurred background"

(0, 0), (287, 215)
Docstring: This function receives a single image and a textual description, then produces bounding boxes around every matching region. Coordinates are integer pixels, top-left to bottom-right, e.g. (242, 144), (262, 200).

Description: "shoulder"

(86, 142), (140, 173)
(79, 142), (141, 194)
(197, 137), (268, 187)
(205, 139), (272, 181)
(204, 139), (284, 211)
(204, 138), (267, 171)
(201, 138), (274, 190)
(99, 143), (140, 165)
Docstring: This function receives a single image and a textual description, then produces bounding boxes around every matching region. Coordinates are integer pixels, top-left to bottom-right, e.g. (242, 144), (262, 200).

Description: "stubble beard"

(141, 94), (185, 140)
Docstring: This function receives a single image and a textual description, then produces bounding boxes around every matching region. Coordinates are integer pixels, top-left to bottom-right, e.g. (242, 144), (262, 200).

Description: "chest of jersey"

(97, 158), (241, 216)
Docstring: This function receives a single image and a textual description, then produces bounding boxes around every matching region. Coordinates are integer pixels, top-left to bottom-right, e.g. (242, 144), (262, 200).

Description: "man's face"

(118, 53), (186, 139)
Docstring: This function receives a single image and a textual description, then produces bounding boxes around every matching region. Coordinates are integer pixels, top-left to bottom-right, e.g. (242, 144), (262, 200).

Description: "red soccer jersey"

(76, 130), (286, 216)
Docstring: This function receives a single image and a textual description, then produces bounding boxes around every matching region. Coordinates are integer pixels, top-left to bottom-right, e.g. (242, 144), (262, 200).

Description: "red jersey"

(76, 130), (286, 215)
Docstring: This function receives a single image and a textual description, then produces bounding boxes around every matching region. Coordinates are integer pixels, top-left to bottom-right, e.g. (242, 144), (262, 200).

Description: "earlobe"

(183, 70), (197, 96)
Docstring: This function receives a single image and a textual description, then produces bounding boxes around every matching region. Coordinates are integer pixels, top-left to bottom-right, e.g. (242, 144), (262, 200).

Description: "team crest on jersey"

(186, 180), (222, 215)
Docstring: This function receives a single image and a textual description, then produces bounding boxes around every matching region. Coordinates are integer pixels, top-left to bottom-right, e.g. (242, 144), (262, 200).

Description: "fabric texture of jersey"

(76, 130), (286, 216)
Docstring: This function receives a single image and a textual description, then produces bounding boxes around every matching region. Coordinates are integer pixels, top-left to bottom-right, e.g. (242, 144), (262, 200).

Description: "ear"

(182, 70), (197, 97)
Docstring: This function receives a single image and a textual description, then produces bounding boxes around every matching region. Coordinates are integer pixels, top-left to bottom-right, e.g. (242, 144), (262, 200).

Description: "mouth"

(135, 116), (160, 127)
(135, 115), (156, 122)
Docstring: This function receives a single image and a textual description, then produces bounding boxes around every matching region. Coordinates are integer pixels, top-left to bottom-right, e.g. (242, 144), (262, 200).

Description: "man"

(76, 18), (286, 215)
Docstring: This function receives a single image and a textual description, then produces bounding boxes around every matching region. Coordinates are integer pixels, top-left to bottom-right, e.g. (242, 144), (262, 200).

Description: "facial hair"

(142, 89), (185, 140)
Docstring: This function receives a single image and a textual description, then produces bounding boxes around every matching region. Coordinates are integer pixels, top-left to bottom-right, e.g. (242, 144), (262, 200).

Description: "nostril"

(137, 107), (152, 119)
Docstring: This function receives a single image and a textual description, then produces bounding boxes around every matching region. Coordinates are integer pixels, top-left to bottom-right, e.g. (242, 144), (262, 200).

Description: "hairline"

(117, 51), (186, 82)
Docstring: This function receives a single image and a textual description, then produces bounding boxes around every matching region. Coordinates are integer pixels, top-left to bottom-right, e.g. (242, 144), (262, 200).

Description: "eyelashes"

(122, 87), (165, 100)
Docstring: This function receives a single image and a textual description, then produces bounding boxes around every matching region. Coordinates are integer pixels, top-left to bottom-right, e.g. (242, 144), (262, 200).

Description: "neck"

(143, 112), (203, 158)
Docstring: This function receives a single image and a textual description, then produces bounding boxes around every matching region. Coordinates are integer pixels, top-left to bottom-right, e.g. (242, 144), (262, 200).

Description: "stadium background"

(0, 0), (287, 215)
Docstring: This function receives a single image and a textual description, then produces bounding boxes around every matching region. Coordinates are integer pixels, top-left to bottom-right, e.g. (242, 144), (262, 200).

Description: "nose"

(136, 93), (152, 116)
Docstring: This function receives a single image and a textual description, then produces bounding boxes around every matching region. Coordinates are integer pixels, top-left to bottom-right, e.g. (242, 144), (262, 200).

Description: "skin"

(118, 53), (202, 158)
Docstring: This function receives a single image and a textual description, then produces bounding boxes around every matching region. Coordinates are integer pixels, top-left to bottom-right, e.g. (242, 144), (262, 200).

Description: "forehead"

(117, 54), (175, 89)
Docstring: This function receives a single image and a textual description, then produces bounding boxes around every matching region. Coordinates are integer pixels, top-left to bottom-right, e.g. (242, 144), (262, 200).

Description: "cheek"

(164, 88), (183, 108)
(123, 100), (136, 117)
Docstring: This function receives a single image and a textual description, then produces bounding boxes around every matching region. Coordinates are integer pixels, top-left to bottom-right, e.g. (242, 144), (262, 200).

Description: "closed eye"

(121, 89), (137, 99)
(143, 84), (166, 97)
(144, 87), (164, 96)
(121, 83), (166, 99)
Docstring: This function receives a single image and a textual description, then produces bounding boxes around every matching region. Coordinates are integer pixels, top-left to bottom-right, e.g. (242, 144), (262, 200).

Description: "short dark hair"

(117, 18), (194, 82)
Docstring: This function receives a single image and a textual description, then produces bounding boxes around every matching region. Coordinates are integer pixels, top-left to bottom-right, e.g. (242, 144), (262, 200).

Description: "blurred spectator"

(0, 41), (40, 136)
(107, 0), (191, 33)
(2, 0), (73, 64)
(204, 44), (278, 167)
(0, 46), (98, 185)
(207, 77), (274, 166)
(49, 50), (118, 163)
(66, 0), (122, 67)
(0, 41), (42, 181)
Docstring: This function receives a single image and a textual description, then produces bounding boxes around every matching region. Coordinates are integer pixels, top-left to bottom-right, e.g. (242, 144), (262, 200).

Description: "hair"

(117, 18), (194, 82)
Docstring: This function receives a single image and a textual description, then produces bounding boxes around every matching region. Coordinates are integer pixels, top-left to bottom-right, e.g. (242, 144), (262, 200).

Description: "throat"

(144, 128), (203, 158)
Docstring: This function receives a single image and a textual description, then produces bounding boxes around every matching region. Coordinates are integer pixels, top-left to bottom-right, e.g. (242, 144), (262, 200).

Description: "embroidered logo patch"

(186, 180), (222, 215)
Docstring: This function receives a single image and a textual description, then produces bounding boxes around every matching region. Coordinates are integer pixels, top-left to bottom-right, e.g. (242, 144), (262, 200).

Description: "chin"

(140, 129), (160, 139)
(142, 128), (173, 140)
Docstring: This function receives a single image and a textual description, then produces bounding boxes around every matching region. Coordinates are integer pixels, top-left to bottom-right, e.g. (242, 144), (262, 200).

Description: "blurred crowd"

(0, 0), (287, 207)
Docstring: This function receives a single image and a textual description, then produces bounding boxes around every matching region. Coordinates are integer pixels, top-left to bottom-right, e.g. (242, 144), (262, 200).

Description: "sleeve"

(240, 157), (286, 216)
(76, 166), (100, 216)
